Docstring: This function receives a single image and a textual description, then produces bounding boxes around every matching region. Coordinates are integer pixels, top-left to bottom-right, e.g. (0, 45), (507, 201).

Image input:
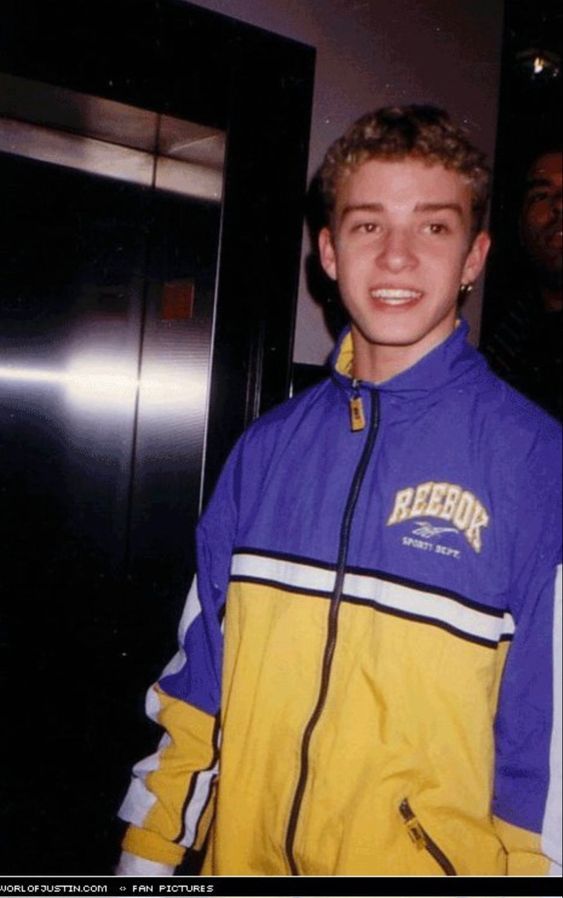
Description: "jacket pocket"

(399, 798), (457, 876)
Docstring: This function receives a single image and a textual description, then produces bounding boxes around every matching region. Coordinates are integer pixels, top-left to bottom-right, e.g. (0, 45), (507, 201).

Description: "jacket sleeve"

(117, 442), (242, 870)
(492, 432), (562, 875)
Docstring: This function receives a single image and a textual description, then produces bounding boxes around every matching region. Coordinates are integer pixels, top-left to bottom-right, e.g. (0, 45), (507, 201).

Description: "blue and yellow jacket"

(119, 321), (562, 876)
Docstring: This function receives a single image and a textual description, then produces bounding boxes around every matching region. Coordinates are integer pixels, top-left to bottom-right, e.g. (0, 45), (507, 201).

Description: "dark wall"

(481, 0), (562, 336)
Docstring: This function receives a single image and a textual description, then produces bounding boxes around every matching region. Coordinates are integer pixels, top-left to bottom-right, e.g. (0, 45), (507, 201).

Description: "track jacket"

(119, 320), (562, 876)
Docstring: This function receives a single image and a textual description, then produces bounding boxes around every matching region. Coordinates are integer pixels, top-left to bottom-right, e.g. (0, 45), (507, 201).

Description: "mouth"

(369, 287), (423, 306)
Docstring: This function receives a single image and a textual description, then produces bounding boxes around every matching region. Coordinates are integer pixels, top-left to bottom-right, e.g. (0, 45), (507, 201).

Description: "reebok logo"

(387, 481), (489, 553)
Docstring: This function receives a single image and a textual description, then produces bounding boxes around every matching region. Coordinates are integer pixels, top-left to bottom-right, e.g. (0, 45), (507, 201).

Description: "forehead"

(526, 152), (562, 187)
(335, 157), (472, 212)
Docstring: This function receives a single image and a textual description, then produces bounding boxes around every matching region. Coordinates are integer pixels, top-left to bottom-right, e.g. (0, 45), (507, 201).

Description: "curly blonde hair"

(320, 105), (491, 236)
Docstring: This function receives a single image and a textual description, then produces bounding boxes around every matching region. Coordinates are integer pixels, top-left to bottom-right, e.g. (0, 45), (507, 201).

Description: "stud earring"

(459, 282), (474, 296)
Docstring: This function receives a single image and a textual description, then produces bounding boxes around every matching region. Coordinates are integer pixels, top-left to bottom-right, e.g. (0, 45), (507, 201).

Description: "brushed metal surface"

(0, 72), (225, 200)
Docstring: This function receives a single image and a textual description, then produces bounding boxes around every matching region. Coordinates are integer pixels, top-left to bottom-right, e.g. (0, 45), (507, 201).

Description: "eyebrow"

(340, 201), (464, 219)
(340, 203), (383, 218)
(414, 202), (464, 217)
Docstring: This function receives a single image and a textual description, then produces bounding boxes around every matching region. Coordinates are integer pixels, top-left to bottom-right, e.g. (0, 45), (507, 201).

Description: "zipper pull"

(349, 379), (365, 432)
(404, 818), (427, 851)
(399, 798), (427, 851)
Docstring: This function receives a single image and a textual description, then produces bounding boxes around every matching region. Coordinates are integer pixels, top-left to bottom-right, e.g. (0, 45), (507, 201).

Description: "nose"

(375, 228), (417, 273)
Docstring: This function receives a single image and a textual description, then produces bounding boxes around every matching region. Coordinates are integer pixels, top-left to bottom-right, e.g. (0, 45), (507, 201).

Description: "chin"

(362, 325), (429, 347)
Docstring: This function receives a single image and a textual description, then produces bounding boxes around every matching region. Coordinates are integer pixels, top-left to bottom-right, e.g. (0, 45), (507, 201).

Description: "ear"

(461, 231), (491, 284)
(318, 227), (338, 281)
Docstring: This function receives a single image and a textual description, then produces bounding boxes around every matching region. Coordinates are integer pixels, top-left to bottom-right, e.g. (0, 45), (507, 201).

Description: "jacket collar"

(330, 319), (485, 398)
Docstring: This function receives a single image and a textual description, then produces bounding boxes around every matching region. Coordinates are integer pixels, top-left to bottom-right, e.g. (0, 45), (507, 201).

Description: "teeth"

(372, 288), (419, 298)
(370, 288), (421, 304)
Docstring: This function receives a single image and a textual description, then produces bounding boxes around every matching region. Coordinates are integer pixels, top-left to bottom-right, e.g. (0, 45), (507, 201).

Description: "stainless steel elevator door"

(0, 117), (224, 871)
(1, 0), (315, 871)
(0, 150), (223, 584)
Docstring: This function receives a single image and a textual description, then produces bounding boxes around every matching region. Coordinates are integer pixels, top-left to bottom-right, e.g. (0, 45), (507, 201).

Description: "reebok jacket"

(119, 321), (562, 876)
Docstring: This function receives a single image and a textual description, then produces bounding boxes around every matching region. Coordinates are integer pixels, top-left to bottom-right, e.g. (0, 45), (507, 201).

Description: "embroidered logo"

(387, 481), (489, 553)
(411, 521), (459, 538)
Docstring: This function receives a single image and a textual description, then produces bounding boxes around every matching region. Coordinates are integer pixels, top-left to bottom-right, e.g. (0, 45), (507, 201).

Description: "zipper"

(399, 798), (457, 876)
(284, 388), (379, 875)
(349, 378), (366, 432)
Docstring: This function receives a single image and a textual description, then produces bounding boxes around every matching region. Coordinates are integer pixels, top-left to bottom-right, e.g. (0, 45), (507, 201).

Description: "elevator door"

(1, 0), (315, 874)
(0, 140), (222, 872)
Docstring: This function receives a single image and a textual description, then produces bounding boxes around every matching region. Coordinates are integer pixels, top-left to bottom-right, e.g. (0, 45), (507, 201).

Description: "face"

(520, 152), (562, 285)
(319, 158), (490, 377)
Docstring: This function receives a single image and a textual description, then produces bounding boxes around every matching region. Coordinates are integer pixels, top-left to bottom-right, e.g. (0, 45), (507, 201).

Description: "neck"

(351, 323), (457, 384)
(353, 344), (420, 383)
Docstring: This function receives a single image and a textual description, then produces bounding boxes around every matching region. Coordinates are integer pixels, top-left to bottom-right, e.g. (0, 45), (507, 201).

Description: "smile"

(369, 288), (423, 305)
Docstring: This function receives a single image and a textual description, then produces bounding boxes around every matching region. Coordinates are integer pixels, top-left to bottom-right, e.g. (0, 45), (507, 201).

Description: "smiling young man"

(116, 107), (561, 877)
(318, 155), (490, 383)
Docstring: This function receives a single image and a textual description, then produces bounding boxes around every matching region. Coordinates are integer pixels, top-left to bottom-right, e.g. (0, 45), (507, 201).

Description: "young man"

(116, 106), (561, 876)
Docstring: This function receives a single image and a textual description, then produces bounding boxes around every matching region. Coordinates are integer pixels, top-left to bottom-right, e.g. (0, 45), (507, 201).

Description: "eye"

(424, 222), (450, 235)
(527, 190), (550, 204)
(353, 222), (381, 234)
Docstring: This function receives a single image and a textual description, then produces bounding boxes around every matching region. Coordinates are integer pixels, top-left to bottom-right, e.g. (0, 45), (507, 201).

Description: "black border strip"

(6, 875), (561, 895)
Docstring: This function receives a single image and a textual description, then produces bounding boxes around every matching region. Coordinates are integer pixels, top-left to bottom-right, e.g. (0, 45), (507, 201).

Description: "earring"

(459, 282), (474, 296)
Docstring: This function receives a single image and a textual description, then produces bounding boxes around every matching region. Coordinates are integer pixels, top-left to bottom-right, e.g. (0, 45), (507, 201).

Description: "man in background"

(484, 147), (562, 418)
